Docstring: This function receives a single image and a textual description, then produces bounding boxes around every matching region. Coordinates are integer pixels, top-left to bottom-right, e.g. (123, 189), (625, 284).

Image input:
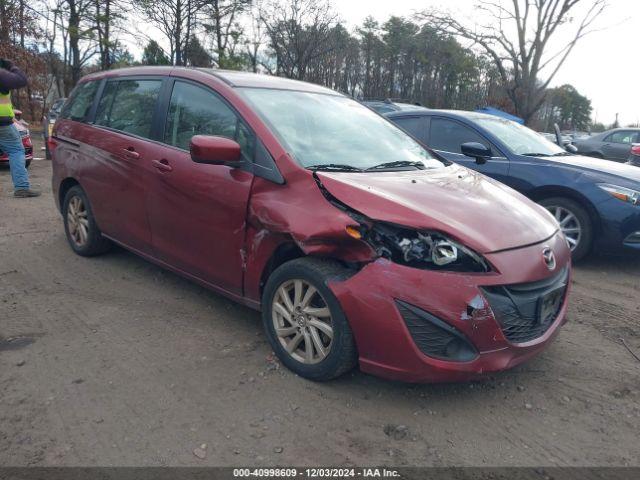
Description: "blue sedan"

(386, 109), (640, 260)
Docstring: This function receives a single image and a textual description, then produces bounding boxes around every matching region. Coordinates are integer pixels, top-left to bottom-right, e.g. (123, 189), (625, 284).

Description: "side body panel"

(144, 142), (254, 295)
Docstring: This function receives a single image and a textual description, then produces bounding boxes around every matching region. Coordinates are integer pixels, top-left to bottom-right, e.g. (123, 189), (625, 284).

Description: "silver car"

(574, 128), (640, 162)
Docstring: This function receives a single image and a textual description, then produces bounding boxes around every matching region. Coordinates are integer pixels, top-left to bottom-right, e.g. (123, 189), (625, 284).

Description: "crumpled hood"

(317, 165), (558, 254)
(545, 155), (640, 183)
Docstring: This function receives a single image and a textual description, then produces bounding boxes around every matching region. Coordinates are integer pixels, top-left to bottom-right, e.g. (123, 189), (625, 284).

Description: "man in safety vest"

(0, 58), (40, 197)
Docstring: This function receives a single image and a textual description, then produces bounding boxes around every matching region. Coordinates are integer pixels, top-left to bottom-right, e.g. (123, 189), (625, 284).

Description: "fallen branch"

(620, 338), (640, 363)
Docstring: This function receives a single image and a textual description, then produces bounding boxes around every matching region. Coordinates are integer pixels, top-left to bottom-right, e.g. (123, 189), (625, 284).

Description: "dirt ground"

(1, 139), (639, 467)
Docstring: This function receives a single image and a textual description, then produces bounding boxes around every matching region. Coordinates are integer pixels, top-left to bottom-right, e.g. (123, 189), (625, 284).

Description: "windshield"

(475, 116), (566, 156)
(239, 88), (444, 170)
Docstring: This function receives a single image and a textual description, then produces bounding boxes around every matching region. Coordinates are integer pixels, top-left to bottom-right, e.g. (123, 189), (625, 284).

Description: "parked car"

(627, 144), (640, 167)
(573, 128), (640, 161)
(51, 67), (571, 383)
(0, 117), (33, 168)
(42, 97), (67, 159)
(563, 131), (591, 141)
(362, 99), (426, 114)
(387, 109), (640, 260)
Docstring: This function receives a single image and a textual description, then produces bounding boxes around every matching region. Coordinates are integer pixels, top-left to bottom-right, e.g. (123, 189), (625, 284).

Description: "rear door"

(144, 79), (254, 295)
(427, 116), (509, 182)
(88, 77), (164, 253)
(602, 131), (635, 161)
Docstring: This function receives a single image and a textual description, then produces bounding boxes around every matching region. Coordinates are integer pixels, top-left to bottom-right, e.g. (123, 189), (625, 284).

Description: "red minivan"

(51, 67), (571, 382)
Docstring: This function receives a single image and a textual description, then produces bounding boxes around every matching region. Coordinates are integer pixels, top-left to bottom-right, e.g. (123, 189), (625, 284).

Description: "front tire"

(262, 258), (357, 381)
(62, 185), (112, 256)
(539, 197), (593, 261)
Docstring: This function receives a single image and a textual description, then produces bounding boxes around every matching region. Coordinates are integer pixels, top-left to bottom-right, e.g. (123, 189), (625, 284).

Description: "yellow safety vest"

(0, 92), (14, 123)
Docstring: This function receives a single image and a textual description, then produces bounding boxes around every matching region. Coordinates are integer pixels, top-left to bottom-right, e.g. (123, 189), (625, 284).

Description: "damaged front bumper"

(328, 232), (571, 383)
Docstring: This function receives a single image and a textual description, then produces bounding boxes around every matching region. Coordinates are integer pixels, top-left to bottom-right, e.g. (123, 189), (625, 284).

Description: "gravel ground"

(1, 142), (639, 467)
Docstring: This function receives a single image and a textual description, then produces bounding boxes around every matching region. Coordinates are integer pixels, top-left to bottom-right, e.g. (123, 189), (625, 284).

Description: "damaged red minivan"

(51, 67), (571, 382)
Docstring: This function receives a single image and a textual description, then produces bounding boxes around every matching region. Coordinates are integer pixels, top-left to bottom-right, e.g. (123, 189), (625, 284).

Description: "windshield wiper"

(306, 163), (364, 172)
(522, 152), (551, 157)
(551, 151), (573, 156)
(365, 160), (426, 171)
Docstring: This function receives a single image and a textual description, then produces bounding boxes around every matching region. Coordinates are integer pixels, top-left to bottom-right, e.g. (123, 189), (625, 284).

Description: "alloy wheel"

(271, 279), (333, 364)
(545, 205), (582, 251)
(67, 195), (89, 247)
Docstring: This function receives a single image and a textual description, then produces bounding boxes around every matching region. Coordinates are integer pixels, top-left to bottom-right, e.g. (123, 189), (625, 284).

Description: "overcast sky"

(333, 0), (638, 126)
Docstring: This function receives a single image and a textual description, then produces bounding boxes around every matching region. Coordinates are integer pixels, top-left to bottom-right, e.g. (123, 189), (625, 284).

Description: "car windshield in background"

(239, 88), (444, 171)
(475, 116), (567, 157)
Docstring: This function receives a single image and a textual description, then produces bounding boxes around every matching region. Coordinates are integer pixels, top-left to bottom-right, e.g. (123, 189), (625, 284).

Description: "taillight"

(631, 144), (640, 156)
(22, 136), (32, 148)
(48, 137), (58, 156)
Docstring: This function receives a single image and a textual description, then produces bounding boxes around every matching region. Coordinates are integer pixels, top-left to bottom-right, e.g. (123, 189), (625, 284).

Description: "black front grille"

(482, 267), (569, 344)
(396, 300), (478, 362)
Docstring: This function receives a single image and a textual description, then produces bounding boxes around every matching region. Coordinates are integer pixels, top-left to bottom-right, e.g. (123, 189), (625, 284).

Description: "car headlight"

(598, 184), (640, 206)
(351, 222), (491, 272)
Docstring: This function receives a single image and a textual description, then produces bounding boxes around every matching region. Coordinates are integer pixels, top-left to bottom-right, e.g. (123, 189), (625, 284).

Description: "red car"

(51, 67), (571, 383)
(0, 114), (33, 167)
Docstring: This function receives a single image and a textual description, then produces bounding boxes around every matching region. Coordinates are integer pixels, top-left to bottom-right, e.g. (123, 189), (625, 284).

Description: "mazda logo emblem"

(542, 247), (556, 271)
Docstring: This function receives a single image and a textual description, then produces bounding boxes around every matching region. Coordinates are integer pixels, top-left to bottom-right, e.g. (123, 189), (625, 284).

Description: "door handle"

(123, 147), (140, 159)
(151, 159), (173, 172)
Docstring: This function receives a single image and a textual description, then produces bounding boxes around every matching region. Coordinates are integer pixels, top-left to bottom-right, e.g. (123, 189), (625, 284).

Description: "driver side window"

(429, 118), (490, 154)
(164, 81), (254, 159)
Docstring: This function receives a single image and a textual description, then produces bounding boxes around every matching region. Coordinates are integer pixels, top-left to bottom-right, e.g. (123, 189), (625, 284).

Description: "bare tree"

(133, 0), (203, 65)
(62, 0), (98, 89)
(244, 0), (266, 72)
(202, 0), (251, 68)
(260, 0), (338, 80)
(95, 0), (128, 70)
(421, 0), (607, 124)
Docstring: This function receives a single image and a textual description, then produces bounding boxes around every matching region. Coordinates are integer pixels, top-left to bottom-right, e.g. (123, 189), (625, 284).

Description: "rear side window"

(430, 118), (490, 154)
(95, 79), (162, 139)
(163, 81), (254, 159)
(605, 131), (636, 144)
(94, 81), (118, 126)
(59, 81), (100, 122)
(394, 116), (427, 143)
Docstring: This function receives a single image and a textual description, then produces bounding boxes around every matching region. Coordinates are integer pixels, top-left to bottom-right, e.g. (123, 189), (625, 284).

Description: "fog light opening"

(445, 338), (478, 362)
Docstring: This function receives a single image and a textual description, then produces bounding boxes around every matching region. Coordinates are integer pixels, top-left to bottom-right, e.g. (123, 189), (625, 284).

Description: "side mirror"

(190, 135), (242, 165)
(564, 143), (578, 153)
(461, 142), (492, 165)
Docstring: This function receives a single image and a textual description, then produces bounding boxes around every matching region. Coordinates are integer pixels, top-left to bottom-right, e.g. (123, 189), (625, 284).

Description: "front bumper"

(329, 232), (571, 383)
(594, 197), (640, 252)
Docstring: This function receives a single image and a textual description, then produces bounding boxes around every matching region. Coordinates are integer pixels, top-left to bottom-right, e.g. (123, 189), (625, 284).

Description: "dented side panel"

(242, 172), (376, 305)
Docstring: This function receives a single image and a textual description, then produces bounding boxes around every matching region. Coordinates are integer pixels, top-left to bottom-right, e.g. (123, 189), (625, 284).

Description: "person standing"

(0, 58), (40, 197)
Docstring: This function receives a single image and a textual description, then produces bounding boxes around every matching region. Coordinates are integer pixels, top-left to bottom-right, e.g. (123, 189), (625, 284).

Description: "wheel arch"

(258, 241), (306, 299)
(527, 185), (602, 234)
(58, 177), (80, 212)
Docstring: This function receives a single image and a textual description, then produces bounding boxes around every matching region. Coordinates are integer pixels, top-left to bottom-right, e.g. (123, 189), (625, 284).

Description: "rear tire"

(262, 258), (357, 381)
(588, 152), (604, 159)
(62, 185), (112, 256)
(539, 197), (593, 262)
(25, 159), (31, 168)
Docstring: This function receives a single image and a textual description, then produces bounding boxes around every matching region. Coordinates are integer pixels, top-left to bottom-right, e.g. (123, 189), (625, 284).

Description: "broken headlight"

(360, 223), (490, 272)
